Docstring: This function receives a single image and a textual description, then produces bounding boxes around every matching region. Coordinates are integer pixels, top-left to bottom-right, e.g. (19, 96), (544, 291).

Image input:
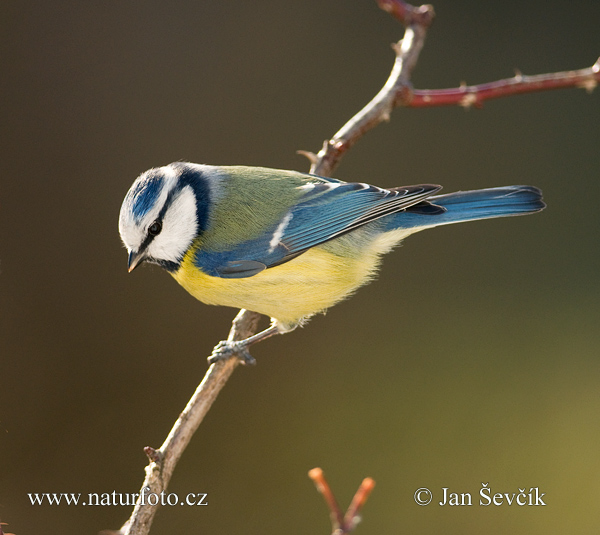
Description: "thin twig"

(342, 477), (376, 533)
(309, 468), (376, 535)
(410, 58), (600, 108)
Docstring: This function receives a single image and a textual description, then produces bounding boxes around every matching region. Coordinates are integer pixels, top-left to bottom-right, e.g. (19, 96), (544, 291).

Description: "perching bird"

(119, 162), (545, 364)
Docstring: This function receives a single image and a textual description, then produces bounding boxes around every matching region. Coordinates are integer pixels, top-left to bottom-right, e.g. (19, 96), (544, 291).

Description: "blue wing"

(196, 181), (443, 278)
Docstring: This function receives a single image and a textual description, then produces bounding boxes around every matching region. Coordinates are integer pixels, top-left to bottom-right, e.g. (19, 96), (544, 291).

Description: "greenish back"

(201, 166), (323, 250)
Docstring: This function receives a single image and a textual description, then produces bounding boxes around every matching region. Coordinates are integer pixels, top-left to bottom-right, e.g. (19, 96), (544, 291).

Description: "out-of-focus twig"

(309, 468), (376, 534)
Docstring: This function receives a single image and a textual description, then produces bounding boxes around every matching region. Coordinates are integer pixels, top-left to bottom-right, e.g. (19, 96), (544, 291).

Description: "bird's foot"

(208, 340), (257, 366)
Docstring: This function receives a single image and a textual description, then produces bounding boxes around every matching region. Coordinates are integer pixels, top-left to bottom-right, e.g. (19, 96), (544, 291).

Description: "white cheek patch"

(147, 185), (198, 263)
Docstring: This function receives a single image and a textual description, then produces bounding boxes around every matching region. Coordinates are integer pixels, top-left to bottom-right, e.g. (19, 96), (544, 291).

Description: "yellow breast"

(172, 245), (379, 327)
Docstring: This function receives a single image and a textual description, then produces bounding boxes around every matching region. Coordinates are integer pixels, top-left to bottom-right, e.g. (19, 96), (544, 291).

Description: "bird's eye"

(148, 220), (162, 236)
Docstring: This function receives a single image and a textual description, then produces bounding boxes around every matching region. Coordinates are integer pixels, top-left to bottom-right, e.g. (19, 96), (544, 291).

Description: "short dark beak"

(127, 250), (145, 272)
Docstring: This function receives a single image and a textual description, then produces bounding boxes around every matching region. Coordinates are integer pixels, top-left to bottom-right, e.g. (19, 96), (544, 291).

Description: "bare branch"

(119, 310), (261, 535)
(410, 58), (600, 108)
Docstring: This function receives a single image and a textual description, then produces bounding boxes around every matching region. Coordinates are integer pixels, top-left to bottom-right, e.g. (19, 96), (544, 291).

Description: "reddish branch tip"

(342, 478), (376, 532)
(377, 0), (435, 27)
(308, 467), (324, 483)
(309, 467), (344, 527)
(309, 469), (376, 534)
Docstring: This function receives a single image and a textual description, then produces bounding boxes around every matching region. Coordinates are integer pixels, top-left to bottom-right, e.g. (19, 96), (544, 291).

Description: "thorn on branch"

(578, 77), (598, 93)
(459, 93), (479, 109)
(309, 468), (375, 535)
(391, 40), (403, 54)
(297, 150), (319, 164)
(514, 68), (523, 82)
(144, 446), (162, 463)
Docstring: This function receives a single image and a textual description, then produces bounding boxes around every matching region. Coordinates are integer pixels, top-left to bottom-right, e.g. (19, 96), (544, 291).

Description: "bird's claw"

(208, 340), (257, 366)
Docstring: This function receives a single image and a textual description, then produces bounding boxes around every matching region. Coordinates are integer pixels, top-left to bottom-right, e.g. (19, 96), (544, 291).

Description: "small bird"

(119, 162), (545, 364)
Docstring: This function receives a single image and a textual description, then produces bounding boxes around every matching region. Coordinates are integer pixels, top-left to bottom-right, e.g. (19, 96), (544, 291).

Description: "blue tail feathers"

(388, 186), (545, 230)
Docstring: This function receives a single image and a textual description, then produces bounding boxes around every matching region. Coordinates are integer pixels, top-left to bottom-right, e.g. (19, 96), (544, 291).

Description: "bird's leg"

(208, 324), (282, 366)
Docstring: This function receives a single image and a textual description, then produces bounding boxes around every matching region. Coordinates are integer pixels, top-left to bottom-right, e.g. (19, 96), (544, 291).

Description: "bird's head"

(119, 162), (214, 273)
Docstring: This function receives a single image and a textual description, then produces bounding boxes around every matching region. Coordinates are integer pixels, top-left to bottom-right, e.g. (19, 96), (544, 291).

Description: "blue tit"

(119, 162), (545, 364)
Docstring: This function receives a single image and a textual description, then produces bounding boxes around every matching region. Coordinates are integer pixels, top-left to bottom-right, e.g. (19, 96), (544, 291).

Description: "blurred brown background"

(1, 1), (599, 533)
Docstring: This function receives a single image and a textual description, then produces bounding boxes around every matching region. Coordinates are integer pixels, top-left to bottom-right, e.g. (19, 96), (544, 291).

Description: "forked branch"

(309, 468), (376, 535)
(309, 0), (435, 177)
(307, 0), (598, 177)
